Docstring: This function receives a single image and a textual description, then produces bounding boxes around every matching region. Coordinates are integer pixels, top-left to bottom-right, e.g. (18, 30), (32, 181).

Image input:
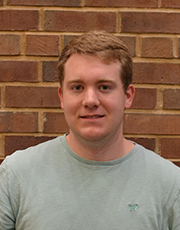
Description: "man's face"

(59, 53), (134, 146)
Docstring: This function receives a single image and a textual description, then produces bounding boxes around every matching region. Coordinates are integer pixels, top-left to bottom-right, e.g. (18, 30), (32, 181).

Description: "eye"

(99, 85), (111, 91)
(72, 85), (84, 91)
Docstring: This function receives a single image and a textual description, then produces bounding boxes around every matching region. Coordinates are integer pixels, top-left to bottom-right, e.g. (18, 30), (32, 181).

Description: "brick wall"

(0, 0), (180, 166)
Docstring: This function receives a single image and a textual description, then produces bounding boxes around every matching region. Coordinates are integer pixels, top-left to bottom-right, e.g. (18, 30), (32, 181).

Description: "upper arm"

(0, 160), (16, 230)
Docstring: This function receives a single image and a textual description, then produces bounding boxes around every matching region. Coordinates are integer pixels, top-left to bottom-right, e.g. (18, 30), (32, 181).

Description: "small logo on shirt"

(128, 204), (138, 211)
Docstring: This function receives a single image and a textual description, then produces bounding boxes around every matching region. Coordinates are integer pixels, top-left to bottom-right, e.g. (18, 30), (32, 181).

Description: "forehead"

(64, 53), (121, 80)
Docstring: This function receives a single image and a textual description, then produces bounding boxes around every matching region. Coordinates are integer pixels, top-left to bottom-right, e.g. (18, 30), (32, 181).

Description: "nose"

(82, 88), (100, 108)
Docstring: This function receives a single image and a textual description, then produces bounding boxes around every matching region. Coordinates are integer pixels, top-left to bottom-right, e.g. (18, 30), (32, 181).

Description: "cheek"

(63, 98), (78, 114)
(104, 96), (126, 111)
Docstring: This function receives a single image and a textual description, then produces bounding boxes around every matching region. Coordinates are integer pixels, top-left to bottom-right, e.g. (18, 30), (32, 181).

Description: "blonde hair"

(58, 30), (132, 92)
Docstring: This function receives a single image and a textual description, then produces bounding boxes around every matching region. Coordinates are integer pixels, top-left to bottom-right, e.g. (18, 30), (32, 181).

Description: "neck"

(66, 132), (134, 161)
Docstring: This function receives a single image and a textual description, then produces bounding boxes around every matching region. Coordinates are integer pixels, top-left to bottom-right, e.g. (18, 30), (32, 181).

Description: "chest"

(15, 166), (169, 230)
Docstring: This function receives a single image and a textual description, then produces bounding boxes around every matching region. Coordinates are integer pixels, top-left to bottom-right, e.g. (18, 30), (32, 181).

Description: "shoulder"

(134, 143), (180, 189)
(134, 143), (180, 205)
(8, 135), (61, 157)
(134, 143), (179, 169)
(1, 135), (65, 174)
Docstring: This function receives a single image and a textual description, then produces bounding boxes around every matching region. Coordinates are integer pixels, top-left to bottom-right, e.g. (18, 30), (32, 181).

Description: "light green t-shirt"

(0, 135), (180, 230)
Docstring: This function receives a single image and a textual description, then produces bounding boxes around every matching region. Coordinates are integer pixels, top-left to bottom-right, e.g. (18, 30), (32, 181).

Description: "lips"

(80, 115), (104, 119)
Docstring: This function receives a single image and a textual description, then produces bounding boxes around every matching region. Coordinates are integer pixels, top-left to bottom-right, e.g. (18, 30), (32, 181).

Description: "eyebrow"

(97, 79), (115, 84)
(66, 79), (116, 84)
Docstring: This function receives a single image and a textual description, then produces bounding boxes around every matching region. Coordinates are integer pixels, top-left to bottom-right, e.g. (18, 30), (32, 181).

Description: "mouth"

(80, 115), (105, 119)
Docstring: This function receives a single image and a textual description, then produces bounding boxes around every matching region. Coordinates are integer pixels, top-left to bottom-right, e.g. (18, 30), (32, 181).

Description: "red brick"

(178, 39), (180, 58)
(0, 135), (3, 156)
(43, 61), (59, 82)
(131, 88), (157, 109)
(26, 35), (59, 56)
(133, 63), (180, 85)
(5, 86), (60, 108)
(141, 37), (173, 58)
(43, 112), (69, 133)
(161, 0), (180, 8)
(123, 114), (180, 135)
(0, 35), (20, 55)
(161, 138), (180, 159)
(0, 112), (38, 133)
(121, 12), (180, 34)
(0, 61), (38, 82)
(5, 135), (56, 156)
(44, 11), (116, 32)
(85, 0), (157, 8)
(0, 10), (39, 31)
(163, 89), (180, 110)
(127, 137), (156, 151)
(7, 0), (81, 6)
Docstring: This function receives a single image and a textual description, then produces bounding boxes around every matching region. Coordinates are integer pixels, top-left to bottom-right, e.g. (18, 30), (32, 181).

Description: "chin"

(79, 131), (109, 144)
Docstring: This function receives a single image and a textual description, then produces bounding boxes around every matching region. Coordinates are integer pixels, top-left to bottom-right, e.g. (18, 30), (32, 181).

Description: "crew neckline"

(60, 134), (138, 166)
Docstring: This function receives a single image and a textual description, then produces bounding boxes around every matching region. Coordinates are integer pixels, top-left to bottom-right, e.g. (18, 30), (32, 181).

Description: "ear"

(125, 84), (135, 109)
(58, 86), (64, 109)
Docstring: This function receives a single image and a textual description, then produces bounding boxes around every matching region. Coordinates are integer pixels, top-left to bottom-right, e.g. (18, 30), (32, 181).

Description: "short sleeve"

(0, 159), (16, 230)
(168, 189), (180, 230)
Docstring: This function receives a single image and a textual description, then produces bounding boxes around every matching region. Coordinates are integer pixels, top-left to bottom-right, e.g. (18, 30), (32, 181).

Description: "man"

(0, 31), (180, 229)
